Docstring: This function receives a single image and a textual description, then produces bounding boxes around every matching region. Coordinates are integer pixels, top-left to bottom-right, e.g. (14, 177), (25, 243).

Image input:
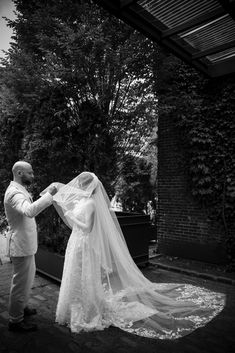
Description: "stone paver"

(151, 255), (235, 285)
(0, 260), (235, 353)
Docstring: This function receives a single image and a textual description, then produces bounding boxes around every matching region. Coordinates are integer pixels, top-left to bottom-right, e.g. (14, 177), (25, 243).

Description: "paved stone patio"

(0, 258), (235, 353)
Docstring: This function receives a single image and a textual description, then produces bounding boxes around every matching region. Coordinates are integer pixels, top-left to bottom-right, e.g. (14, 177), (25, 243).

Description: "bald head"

(12, 161), (34, 186)
(12, 161), (31, 176)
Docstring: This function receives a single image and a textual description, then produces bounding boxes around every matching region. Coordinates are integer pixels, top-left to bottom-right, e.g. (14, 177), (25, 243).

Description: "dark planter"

(159, 240), (229, 265)
(35, 247), (64, 282)
(36, 212), (152, 282)
(117, 212), (151, 266)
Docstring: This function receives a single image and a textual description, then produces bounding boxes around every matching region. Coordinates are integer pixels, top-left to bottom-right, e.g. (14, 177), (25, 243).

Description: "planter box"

(35, 247), (64, 282)
(159, 240), (229, 265)
(36, 212), (152, 282)
(117, 212), (151, 266)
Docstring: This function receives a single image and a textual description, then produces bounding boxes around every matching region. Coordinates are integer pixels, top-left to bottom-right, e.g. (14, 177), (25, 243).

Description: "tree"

(6, 0), (158, 157)
(0, 0), (159, 252)
(115, 154), (154, 213)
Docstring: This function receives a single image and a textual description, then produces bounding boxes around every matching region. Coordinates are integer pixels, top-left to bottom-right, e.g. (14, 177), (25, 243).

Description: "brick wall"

(157, 112), (228, 264)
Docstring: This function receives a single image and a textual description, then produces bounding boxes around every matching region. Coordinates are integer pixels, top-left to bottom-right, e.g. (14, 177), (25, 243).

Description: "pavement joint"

(28, 298), (41, 306)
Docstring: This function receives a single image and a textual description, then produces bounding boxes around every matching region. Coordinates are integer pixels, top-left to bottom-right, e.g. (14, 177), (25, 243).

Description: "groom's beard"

(21, 176), (33, 186)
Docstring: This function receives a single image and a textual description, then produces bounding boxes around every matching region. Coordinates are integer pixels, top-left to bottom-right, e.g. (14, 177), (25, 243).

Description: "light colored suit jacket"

(4, 181), (53, 257)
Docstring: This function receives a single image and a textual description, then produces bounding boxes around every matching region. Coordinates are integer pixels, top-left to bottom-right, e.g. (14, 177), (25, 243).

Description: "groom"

(4, 161), (57, 332)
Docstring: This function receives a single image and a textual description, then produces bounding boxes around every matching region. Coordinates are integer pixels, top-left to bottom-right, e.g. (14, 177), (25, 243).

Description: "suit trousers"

(9, 255), (36, 323)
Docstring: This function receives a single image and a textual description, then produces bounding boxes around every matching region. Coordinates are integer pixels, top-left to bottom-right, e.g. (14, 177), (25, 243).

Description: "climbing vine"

(176, 69), (235, 265)
(155, 50), (235, 265)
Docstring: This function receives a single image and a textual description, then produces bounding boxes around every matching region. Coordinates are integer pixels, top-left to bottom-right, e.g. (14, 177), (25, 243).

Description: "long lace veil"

(51, 172), (132, 275)
(50, 172), (225, 339)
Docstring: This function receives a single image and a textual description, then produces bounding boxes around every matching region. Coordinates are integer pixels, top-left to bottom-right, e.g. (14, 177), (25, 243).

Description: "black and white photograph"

(0, 1), (235, 352)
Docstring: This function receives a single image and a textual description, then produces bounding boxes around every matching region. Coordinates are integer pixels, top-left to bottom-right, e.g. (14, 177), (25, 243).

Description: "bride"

(50, 172), (225, 339)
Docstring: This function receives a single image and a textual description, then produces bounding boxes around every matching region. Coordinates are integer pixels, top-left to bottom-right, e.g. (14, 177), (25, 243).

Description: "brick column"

(157, 112), (228, 264)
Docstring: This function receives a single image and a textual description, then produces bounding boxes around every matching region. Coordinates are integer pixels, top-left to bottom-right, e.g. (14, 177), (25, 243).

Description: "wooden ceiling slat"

(140, 0), (192, 21)
(209, 55), (235, 76)
(186, 28), (234, 47)
(180, 14), (229, 37)
(181, 15), (235, 51)
(139, 0), (222, 28)
(161, 8), (225, 38)
(93, 0), (235, 77)
(208, 48), (235, 61)
(192, 40), (235, 59)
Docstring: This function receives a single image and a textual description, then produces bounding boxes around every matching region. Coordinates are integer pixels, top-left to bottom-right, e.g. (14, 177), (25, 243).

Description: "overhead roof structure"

(94, 0), (235, 77)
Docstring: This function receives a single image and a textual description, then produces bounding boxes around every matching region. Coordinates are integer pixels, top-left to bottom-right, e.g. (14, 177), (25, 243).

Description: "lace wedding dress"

(55, 197), (225, 339)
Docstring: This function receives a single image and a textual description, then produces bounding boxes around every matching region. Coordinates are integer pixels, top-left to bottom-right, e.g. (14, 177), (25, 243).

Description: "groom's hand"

(48, 185), (57, 196)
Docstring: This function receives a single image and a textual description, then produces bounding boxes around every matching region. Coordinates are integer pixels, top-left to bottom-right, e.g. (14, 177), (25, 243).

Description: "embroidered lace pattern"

(55, 203), (225, 339)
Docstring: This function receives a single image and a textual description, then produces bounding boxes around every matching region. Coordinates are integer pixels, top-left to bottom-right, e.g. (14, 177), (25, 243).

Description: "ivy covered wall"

(155, 50), (235, 265)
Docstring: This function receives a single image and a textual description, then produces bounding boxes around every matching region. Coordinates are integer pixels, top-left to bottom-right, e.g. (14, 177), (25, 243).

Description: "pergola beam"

(93, 0), (235, 77)
(114, 4), (209, 76)
(192, 40), (235, 59)
(218, 0), (235, 21)
(209, 55), (235, 76)
(120, 0), (138, 9)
